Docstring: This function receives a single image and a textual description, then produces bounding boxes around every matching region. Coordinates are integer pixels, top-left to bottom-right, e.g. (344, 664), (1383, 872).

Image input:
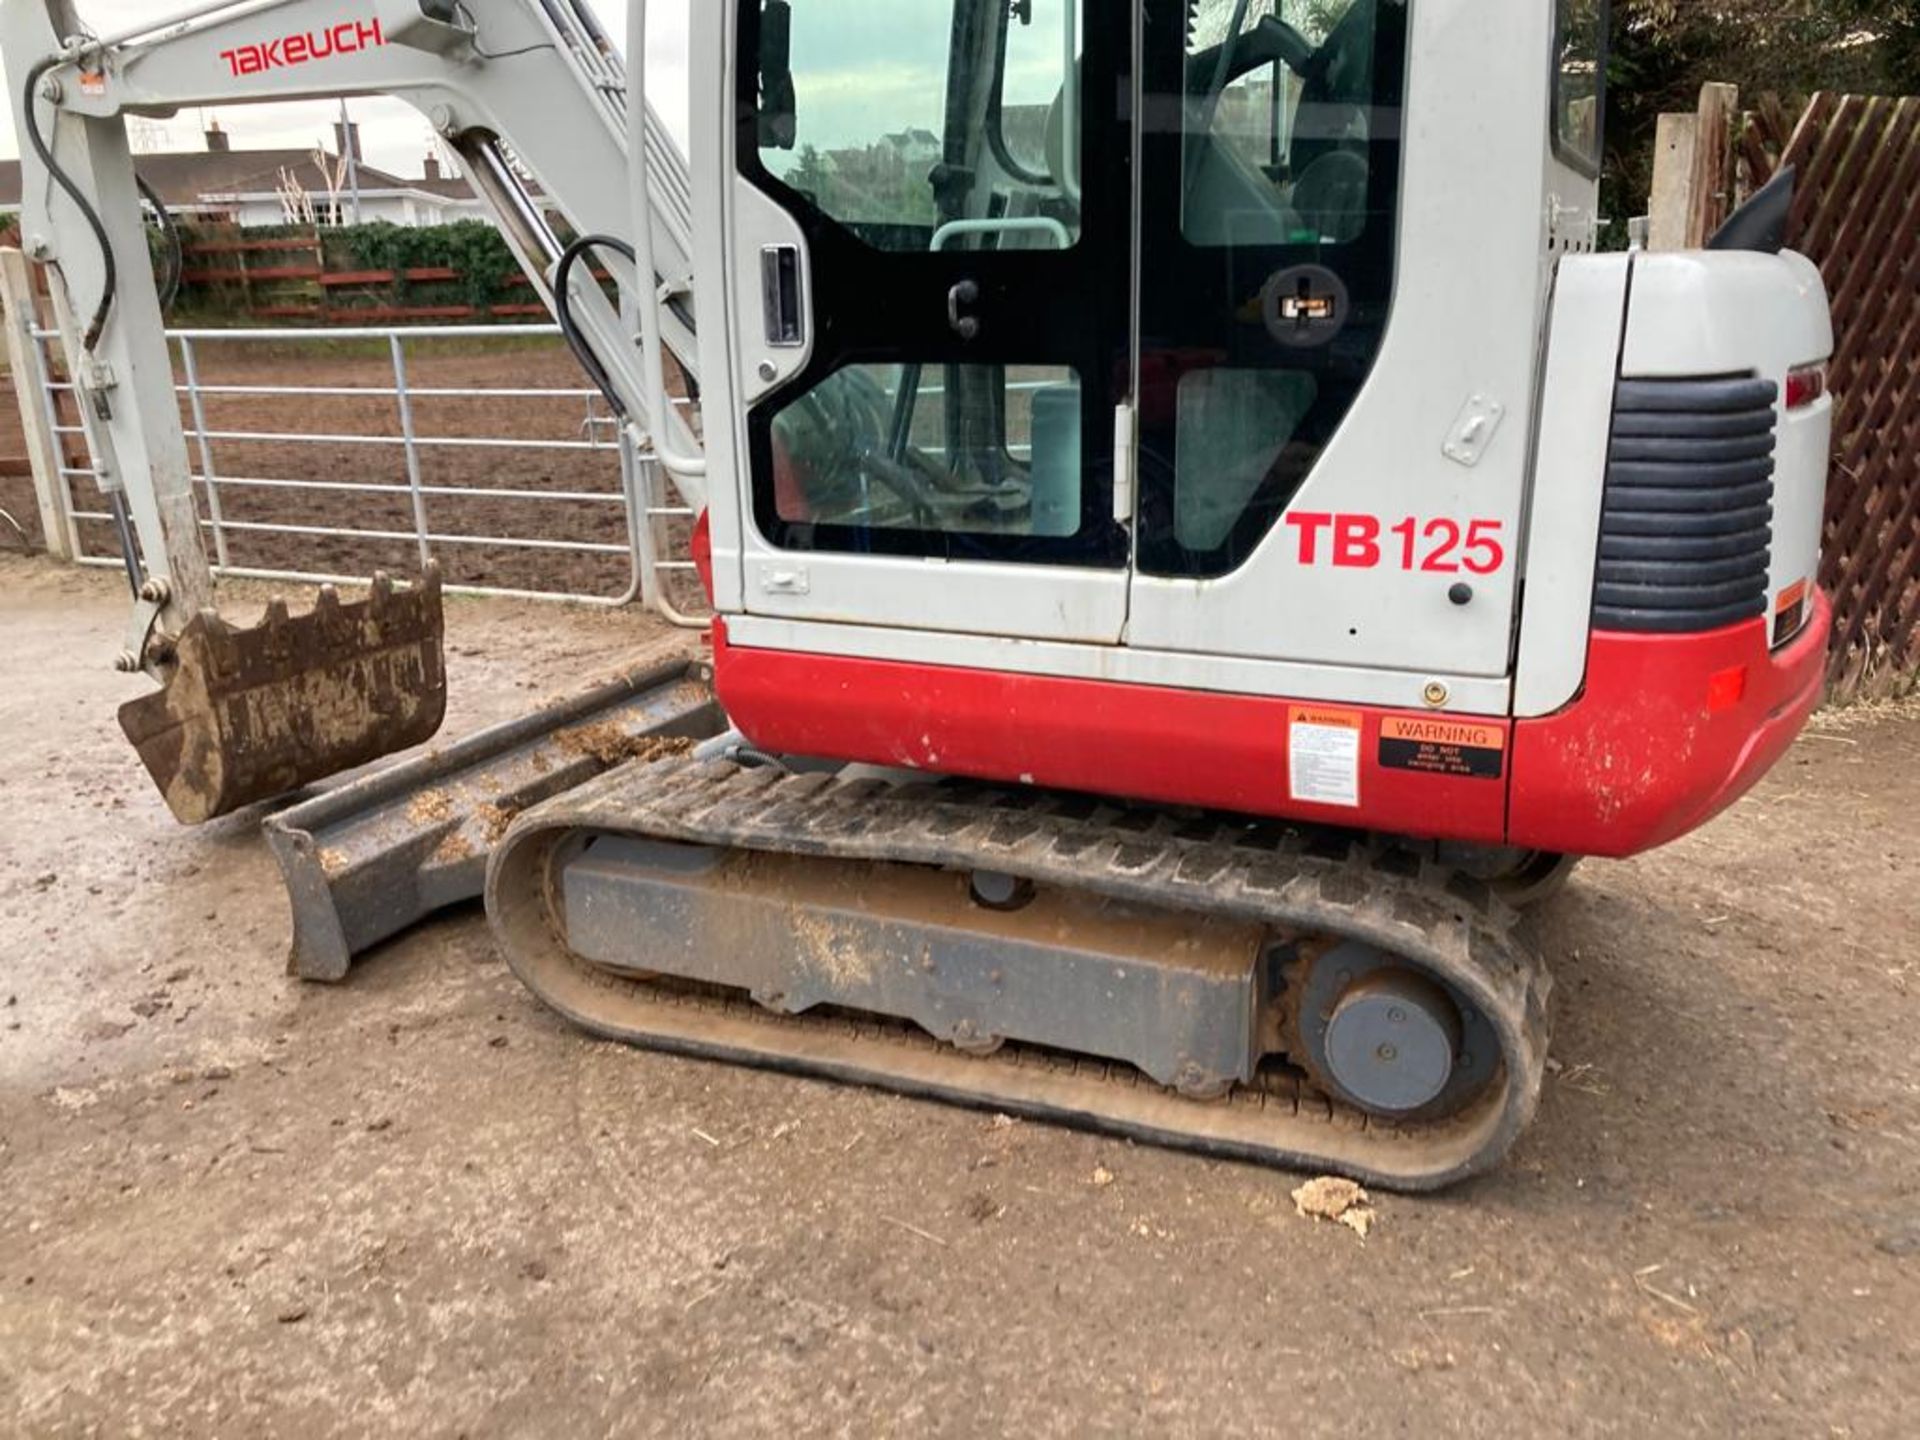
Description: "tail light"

(1785, 363), (1828, 410)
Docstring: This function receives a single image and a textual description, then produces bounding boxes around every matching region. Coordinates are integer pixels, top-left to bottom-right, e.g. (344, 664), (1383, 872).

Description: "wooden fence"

(1749, 94), (1920, 696)
(172, 227), (584, 324)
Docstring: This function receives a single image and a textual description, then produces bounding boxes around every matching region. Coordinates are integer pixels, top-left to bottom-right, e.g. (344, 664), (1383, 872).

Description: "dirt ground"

(2, 555), (1919, 1438)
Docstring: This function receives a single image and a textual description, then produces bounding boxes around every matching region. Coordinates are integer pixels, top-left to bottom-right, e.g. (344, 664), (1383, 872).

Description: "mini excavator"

(2, 0), (1834, 1186)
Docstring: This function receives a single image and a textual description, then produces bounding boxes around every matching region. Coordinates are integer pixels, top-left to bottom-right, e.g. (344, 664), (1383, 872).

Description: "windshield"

(755, 0), (1083, 252)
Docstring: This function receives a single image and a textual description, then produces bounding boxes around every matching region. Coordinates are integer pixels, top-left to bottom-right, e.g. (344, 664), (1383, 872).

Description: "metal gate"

(5, 300), (705, 624)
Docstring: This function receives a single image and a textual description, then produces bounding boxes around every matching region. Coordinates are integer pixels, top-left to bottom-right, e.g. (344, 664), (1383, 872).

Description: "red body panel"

(710, 590), (1831, 860)
(714, 623), (1512, 847)
(1507, 590), (1831, 858)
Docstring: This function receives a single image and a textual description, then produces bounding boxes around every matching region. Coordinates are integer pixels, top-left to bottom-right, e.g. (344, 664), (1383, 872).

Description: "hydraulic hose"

(137, 175), (182, 313)
(552, 232), (637, 421)
(22, 57), (117, 352)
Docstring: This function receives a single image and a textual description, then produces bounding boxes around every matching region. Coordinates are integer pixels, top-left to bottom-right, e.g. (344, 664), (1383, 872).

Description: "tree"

(1605, 1), (1920, 226)
(785, 144), (833, 205)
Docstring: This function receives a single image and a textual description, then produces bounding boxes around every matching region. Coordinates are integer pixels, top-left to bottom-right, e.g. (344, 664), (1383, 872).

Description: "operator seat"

(1289, 148), (1369, 243)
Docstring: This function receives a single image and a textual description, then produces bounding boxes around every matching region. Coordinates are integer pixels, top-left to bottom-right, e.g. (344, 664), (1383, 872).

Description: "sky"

(1, 1), (1093, 186)
(0, 0), (691, 179)
(772, 0), (1074, 168)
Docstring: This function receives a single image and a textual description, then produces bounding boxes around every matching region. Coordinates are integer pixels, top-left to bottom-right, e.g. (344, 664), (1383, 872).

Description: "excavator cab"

(757, 0), (1396, 563)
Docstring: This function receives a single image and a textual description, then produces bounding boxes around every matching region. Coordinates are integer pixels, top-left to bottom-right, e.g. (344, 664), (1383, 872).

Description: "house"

(880, 128), (943, 166)
(0, 123), (490, 230)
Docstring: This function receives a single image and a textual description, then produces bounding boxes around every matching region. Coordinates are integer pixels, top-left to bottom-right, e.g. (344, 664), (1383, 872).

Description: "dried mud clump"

(406, 789), (456, 825)
(555, 726), (695, 769)
(475, 801), (524, 845)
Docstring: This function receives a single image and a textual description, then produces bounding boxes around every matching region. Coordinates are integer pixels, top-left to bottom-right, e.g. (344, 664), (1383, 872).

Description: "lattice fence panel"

(1762, 95), (1920, 696)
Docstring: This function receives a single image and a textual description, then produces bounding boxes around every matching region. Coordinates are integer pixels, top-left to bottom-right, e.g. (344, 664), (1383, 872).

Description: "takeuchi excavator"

(3, 0), (1835, 1188)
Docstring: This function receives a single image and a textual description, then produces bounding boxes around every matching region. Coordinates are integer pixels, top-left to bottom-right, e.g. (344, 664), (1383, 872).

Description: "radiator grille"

(1595, 376), (1778, 633)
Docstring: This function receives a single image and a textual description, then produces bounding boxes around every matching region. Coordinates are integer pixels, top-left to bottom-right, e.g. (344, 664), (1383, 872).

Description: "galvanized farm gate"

(1749, 94), (1920, 697)
(1, 247), (704, 624)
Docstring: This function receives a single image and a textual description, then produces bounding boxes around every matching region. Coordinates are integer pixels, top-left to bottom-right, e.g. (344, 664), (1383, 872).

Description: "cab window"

(1182, 0), (1393, 248)
(1553, 0), (1607, 174)
(754, 0), (1084, 251)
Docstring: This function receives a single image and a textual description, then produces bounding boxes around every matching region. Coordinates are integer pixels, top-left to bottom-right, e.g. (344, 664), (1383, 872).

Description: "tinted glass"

(756, 0), (1083, 251)
(1138, 0), (1407, 579)
(1183, 0), (1388, 248)
(1554, 0), (1607, 173)
(766, 365), (1085, 543)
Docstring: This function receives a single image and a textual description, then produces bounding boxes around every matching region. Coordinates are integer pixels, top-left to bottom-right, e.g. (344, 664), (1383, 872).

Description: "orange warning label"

(1776, 579), (1809, 615)
(1289, 706), (1363, 730)
(1380, 717), (1507, 751)
(1379, 716), (1505, 781)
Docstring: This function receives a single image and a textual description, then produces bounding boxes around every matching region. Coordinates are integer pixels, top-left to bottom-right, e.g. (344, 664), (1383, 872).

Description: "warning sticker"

(1289, 707), (1362, 808)
(1378, 716), (1506, 781)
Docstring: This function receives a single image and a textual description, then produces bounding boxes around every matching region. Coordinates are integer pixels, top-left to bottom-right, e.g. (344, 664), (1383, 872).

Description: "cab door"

(1125, 0), (1545, 689)
(727, 0), (1131, 644)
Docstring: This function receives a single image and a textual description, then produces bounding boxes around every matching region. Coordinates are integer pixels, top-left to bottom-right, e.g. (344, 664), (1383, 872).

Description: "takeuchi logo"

(219, 17), (385, 77)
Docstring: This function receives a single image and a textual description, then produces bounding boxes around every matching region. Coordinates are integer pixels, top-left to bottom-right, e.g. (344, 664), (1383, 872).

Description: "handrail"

(930, 217), (1072, 251)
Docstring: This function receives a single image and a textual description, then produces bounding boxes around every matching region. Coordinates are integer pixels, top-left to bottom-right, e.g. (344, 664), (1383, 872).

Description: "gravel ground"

(2, 554), (1918, 1438)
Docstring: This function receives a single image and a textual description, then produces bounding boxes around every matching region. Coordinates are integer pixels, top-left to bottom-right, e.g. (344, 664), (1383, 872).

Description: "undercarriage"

(488, 752), (1553, 1191)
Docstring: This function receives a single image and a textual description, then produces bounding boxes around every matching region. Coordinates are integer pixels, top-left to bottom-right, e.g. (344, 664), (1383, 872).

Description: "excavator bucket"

(118, 570), (447, 825)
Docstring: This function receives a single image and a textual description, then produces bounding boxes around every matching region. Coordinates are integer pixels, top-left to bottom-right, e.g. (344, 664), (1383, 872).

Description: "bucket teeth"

(118, 564), (447, 824)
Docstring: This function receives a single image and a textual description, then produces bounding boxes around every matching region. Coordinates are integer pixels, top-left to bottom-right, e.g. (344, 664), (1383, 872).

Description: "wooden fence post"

(1648, 111), (1699, 251)
(0, 247), (74, 560)
(1649, 82), (1741, 250)
(1687, 83), (1740, 245)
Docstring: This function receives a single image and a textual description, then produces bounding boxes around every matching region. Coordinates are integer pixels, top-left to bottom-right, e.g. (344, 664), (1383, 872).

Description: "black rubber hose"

(553, 232), (638, 421)
(137, 175), (182, 313)
(22, 57), (117, 352)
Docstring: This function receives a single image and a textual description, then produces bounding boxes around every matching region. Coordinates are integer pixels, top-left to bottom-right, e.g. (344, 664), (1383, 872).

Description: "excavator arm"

(0, 0), (704, 820)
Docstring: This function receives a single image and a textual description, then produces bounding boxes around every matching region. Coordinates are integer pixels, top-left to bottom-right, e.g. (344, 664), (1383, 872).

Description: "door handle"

(761, 244), (804, 347)
(947, 279), (981, 340)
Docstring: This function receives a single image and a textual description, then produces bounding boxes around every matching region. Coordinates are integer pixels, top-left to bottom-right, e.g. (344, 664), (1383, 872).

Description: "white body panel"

(1621, 251), (1836, 627)
(1511, 254), (1631, 718)
(743, 555), (1129, 642)
(725, 614), (1511, 715)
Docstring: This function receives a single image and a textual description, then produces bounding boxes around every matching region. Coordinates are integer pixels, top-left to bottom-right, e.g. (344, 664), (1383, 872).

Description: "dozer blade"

(265, 659), (723, 982)
(118, 570), (447, 825)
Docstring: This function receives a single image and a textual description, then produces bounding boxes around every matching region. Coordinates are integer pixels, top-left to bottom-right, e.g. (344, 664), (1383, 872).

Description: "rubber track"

(487, 757), (1554, 1191)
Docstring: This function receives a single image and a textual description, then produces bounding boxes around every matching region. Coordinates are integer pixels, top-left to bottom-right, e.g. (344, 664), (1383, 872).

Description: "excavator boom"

(1, 0), (702, 818)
